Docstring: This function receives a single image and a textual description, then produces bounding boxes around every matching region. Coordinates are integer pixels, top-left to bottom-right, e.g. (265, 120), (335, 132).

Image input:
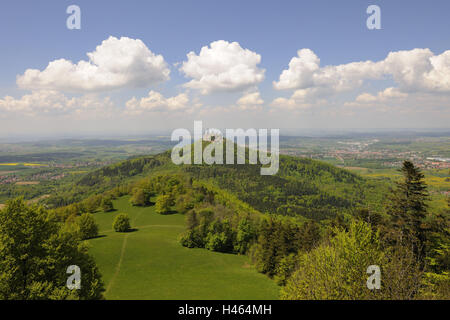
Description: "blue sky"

(0, 0), (449, 136)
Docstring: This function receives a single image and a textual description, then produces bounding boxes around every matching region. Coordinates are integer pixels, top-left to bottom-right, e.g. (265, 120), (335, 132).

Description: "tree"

(234, 217), (256, 254)
(205, 219), (234, 253)
(387, 160), (429, 256)
(298, 220), (321, 252)
(281, 220), (424, 300)
(175, 194), (195, 214)
(76, 213), (99, 240)
(130, 188), (151, 207)
(274, 253), (298, 286)
(0, 198), (104, 300)
(101, 198), (114, 212)
(113, 213), (131, 232)
(281, 221), (385, 300)
(252, 218), (301, 277)
(155, 194), (173, 215)
(84, 195), (102, 213)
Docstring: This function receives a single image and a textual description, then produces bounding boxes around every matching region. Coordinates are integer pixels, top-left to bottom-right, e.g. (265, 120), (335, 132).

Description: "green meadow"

(88, 197), (279, 300)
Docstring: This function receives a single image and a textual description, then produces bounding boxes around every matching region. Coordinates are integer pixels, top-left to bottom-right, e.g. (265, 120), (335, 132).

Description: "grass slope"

(88, 197), (279, 300)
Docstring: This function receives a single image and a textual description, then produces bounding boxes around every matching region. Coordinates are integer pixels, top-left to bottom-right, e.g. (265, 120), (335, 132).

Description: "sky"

(0, 0), (449, 138)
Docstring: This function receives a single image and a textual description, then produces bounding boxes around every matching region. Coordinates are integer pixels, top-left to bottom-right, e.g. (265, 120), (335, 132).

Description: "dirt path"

(105, 233), (129, 295)
(104, 210), (173, 295)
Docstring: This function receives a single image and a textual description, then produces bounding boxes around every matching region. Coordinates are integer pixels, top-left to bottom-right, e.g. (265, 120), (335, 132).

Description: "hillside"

(10, 146), (448, 300)
(89, 196), (279, 299)
(44, 147), (386, 221)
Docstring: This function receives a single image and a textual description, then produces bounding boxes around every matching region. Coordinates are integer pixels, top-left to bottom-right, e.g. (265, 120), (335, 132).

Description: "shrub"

(101, 198), (114, 212)
(76, 213), (99, 240)
(113, 213), (131, 232)
(155, 194), (173, 215)
(130, 188), (151, 207)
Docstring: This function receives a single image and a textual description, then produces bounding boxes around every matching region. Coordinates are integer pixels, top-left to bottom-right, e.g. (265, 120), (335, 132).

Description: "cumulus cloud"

(383, 49), (450, 92)
(125, 90), (190, 114)
(272, 48), (450, 110)
(354, 87), (408, 104)
(237, 91), (264, 106)
(273, 48), (383, 92)
(271, 87), (331, 111)
(180, 40), (265, 94)
(343, 88), (450, 117)
(0, 90), (115, 116)
(17, 36), (170, 93)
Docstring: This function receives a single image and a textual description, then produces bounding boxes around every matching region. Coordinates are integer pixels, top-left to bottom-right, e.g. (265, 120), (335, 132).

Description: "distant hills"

(46, 144), (385, 221)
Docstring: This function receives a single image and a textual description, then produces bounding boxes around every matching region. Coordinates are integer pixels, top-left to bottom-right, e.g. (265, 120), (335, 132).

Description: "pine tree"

(387, 160), (429, 256)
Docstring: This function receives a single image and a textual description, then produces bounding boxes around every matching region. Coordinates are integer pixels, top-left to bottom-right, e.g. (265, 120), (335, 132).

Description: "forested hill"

(46, 147), (385, 221)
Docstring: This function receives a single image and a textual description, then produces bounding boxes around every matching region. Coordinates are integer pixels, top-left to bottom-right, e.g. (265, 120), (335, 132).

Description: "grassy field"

(88, 197), (279, 300)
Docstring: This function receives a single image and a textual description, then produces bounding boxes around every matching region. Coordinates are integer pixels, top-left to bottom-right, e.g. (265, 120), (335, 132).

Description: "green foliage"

(89, 197), (279, 299)
(205, 219), (234, 252)
(274, 253), (298, 286)
(387, 161), (429, 251)
(175, 193), (195, 214)
(16, 146), (447, 300)
(234, 218), (257, 254)
(0, 198), (104, 300)
(130, 188), (151, 207)
(281, 221), (385, 300)
(84, 195), (103, 213)
(184, 154), (369, 221)
(252, 217), (302, 277)
(155, 194), (173, 215)
(281, 220), (425, 300)
(420, 271), (450, 299)
(101, 197), (114, 212)
(113, 213), (131, 232)
(76, 213), (99, 240)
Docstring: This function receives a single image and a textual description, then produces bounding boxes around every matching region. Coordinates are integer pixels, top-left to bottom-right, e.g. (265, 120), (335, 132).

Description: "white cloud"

(271, 87), (330, 111)
(354, 87), (408, 104)
(237, 91), (264, 106)
(344, 88), (449, 117)
(125, 90), (190, 114)
(383, 49), (450, 92)
(272, 48), (450, 110)
(0, 90), (115, 116)
(180, 40), (265, 94)
(273, 48), (383, 92)
(17, 36), (170, 93)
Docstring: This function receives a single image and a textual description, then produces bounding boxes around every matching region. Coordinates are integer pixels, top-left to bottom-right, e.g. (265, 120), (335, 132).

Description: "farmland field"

(88, 197), (279, 300)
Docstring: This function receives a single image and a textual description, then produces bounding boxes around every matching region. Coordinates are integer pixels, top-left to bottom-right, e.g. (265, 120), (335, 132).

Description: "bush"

(101, 198), (114, 212)
(130, 188), (151, 207)
(179, 230), (203, 248)
(281, 221), (385, 300)
(113, 214), (131, 232)
(76, 213), (99, 240)
(155, 194), (173, 215)
(175, 194), (195, 214)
